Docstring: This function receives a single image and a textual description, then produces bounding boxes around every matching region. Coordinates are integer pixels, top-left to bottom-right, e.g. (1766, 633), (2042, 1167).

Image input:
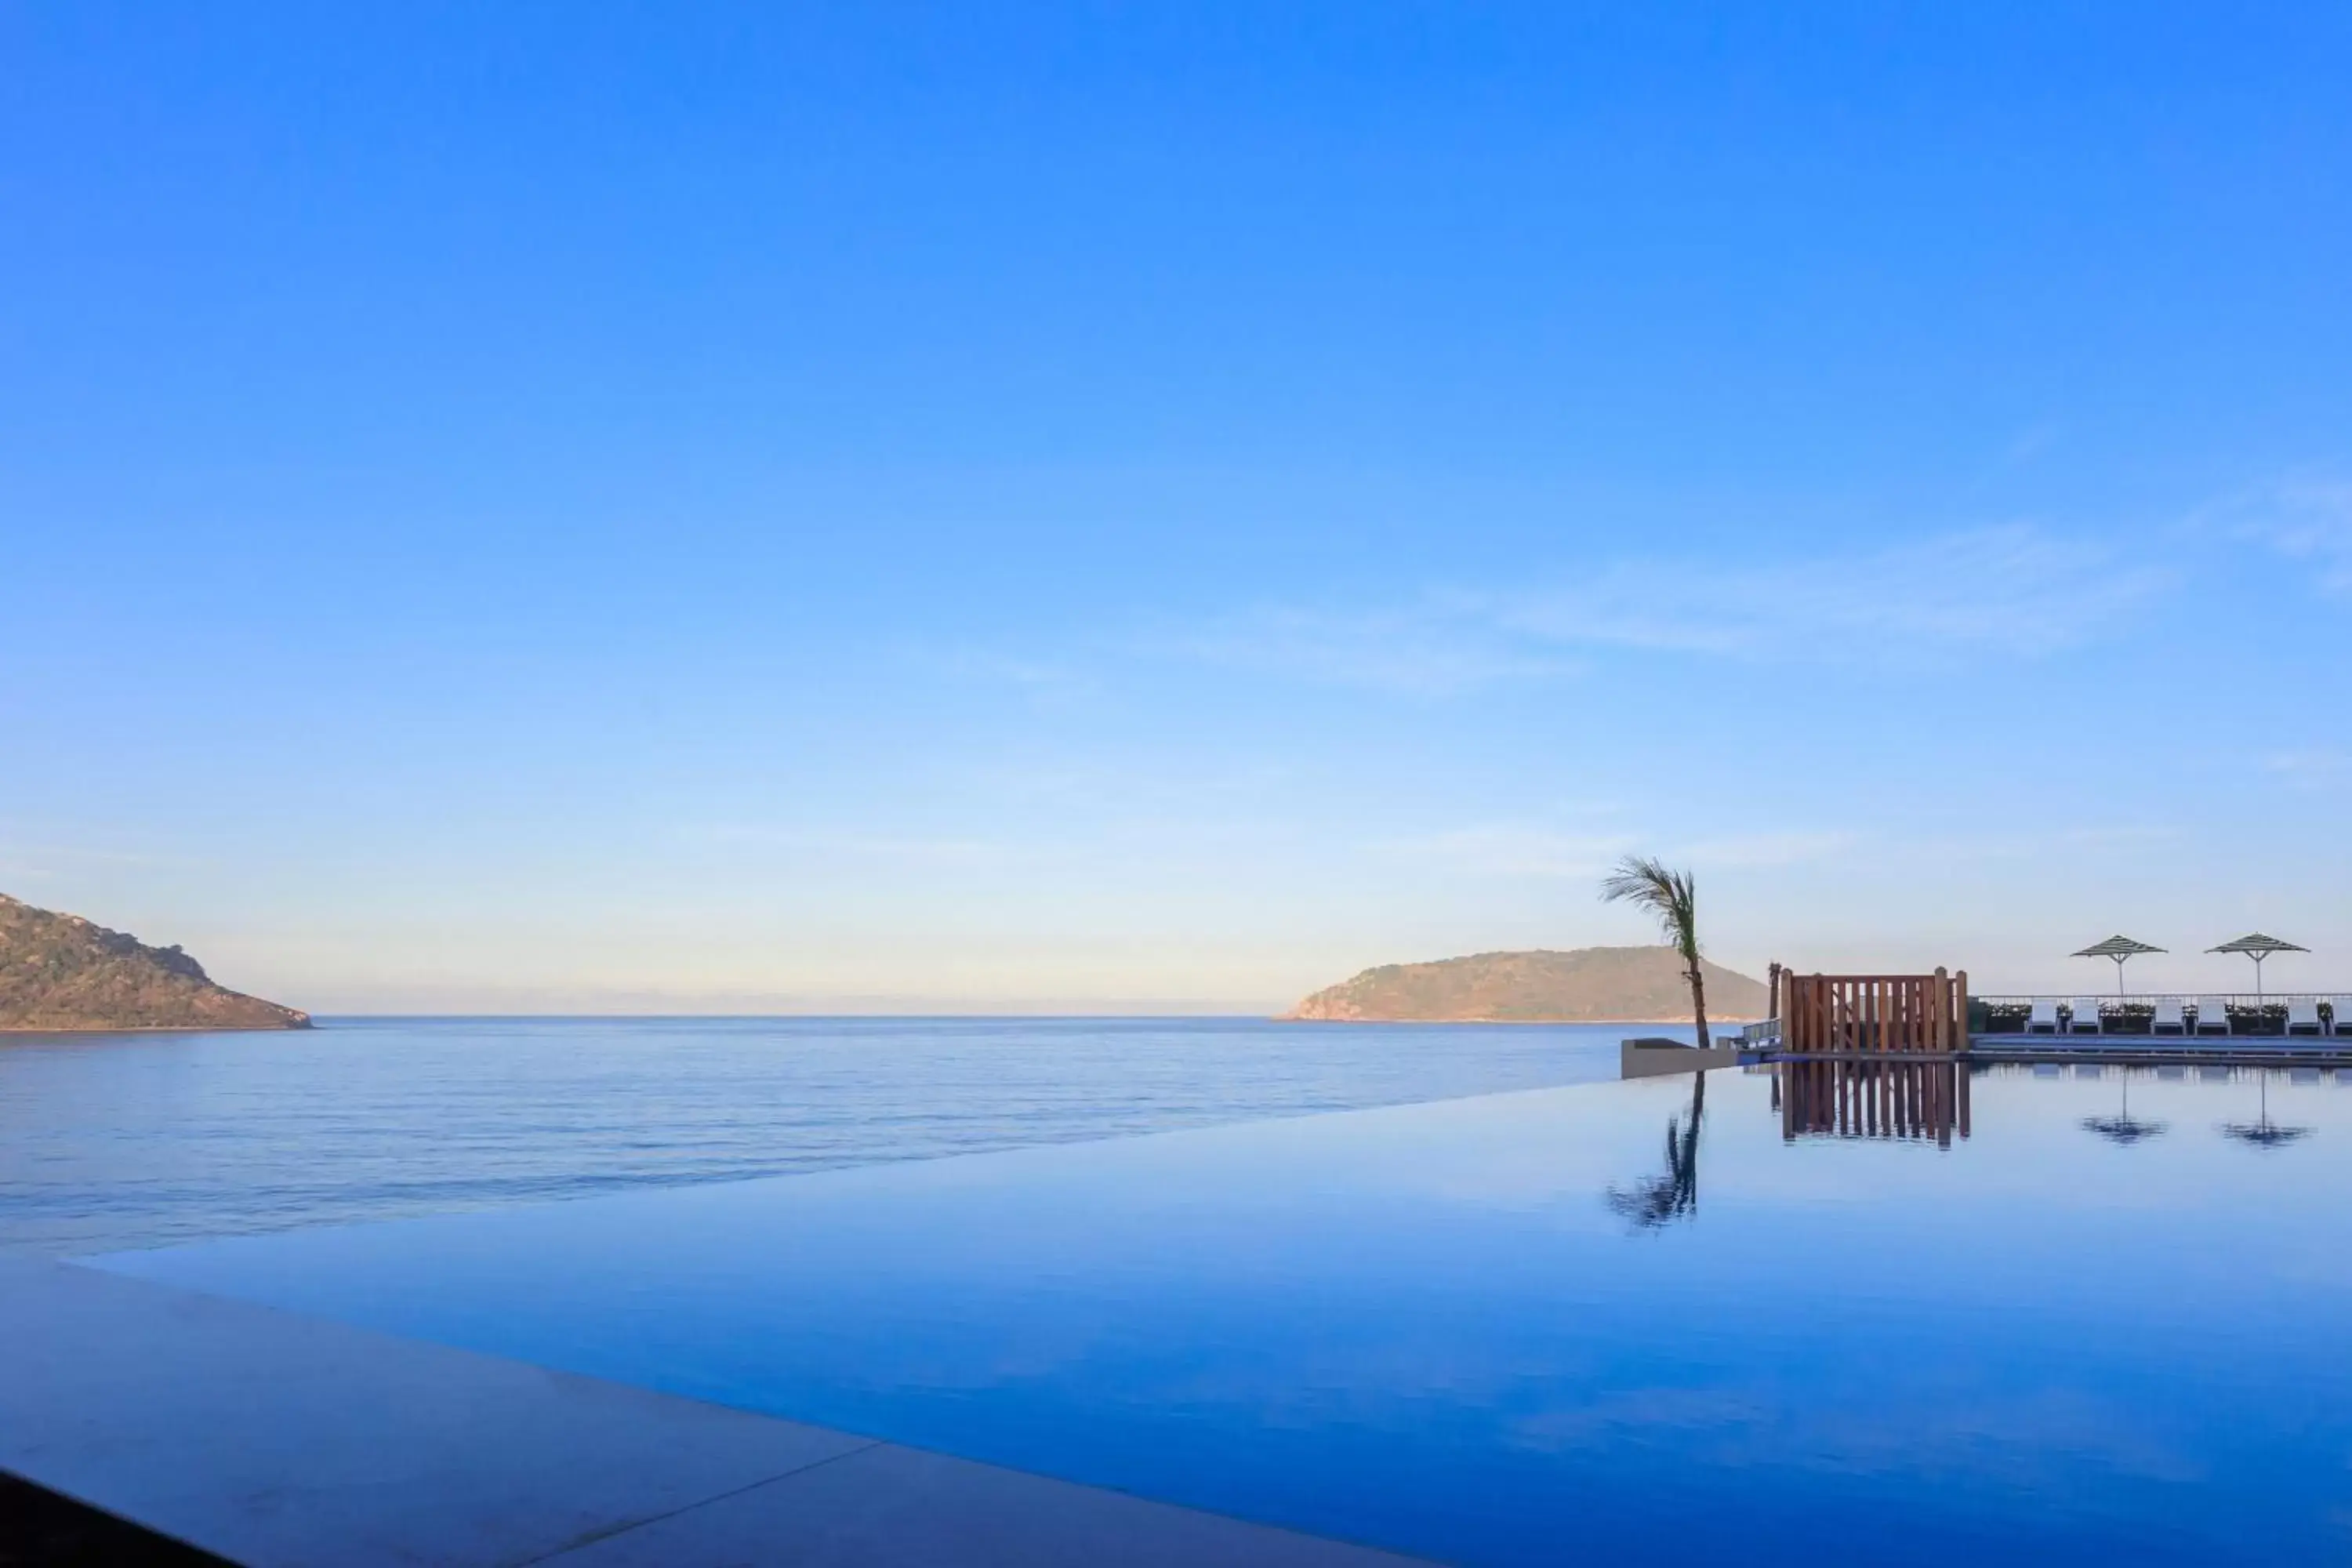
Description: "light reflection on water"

(0, 1015), (1629, 1253)
(100, 1062), (2352, 1565)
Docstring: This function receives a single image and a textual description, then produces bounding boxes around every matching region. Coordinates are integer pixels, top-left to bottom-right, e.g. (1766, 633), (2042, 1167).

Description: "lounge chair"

(2150, 998), (2187, 1035)
(2026, 999), (2060, 1034)
(2328, 999), (2347, 1038)
(2193, 996), (2234, 1036)
(2287, 998), (2324, 1036)
(2067, 997), (2103, 1035)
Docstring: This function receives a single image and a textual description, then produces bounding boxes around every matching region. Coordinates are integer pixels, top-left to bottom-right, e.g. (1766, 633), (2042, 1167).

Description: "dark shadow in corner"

(0, 1470), (232, 1567)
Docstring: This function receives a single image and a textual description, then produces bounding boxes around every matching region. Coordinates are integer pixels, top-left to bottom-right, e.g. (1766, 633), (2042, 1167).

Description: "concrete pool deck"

(0, 1253), (1428, 1566)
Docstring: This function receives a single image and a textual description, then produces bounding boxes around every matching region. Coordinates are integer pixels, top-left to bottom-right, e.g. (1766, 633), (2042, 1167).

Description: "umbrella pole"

(2114, 955), (2126, 997)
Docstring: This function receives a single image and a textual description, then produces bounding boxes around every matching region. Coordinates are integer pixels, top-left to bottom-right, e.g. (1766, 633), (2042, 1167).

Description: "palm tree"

(1600, 855), (1710, 1050)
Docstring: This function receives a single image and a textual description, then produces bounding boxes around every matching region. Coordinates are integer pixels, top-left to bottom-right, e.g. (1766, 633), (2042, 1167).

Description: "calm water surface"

(105, 1062), (2352, 1565)
(0, 1014), (1629, 1252)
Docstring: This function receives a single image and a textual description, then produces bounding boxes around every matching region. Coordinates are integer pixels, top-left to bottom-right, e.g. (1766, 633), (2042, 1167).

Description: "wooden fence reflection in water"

(1779, 1055), (1970, 1148)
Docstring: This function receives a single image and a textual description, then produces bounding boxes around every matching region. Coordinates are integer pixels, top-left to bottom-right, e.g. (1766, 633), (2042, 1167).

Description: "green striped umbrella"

(2072, 935), (2165, 996)
(2206, 933), (2307, 1000)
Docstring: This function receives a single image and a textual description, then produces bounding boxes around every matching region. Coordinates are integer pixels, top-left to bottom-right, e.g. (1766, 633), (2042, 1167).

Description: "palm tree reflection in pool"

(1607, 1074), (1705, 1229)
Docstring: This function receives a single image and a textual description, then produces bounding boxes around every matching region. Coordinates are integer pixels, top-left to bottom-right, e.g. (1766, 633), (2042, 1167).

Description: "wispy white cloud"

(2002, 423), (2060, 466)
(0, 833), (210, 882)
(2056, 824), (2183, 849)
(1378, 823), (1854, 879)
(1490, 524), (2168, 660)
(1380, 824), (1635, 878)
(2227, 475), (2352, 595)
(1157, 604), (1582, 695)
(1851, 822), (2180, 865)
(2264, 750), (2350, 791)
(1678, 829), (1857, 868)
(917, 648), (1103, 700)
(690, 826), (1012, 866)
(1158, 524), (2170, 692)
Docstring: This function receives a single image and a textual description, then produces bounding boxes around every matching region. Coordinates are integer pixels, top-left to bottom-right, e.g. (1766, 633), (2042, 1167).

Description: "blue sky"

(5, 4), (2349, 1011)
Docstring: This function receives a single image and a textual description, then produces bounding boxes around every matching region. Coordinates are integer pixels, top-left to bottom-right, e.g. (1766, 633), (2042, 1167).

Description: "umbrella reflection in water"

(2081, 1069), (2169, 1145)
(2219, 1071), (2314, 1149)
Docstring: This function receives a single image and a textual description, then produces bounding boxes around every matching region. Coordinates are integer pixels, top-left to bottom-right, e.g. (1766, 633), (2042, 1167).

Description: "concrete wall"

(1619, 1040), (1743, 1079)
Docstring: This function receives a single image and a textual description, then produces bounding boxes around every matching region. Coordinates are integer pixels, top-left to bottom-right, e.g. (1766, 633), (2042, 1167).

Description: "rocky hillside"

(0, 894), (308, 1030)
(1284, 946), (1767, 1023)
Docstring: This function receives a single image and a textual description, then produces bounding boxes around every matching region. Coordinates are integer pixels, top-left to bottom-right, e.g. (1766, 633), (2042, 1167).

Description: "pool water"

(98, 1065), (2352, 1565)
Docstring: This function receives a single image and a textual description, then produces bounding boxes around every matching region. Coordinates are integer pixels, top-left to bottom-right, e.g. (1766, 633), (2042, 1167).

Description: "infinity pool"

(98, 1065), (2352, 1564)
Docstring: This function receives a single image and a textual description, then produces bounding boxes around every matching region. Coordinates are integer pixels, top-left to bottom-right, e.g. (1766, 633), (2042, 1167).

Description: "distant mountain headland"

(0, 894), (309, 1031)
(1284, 946), (1769, 1023)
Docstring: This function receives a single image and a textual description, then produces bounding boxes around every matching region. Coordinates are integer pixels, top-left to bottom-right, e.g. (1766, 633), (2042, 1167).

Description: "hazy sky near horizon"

(6, 4), (2350, 1011)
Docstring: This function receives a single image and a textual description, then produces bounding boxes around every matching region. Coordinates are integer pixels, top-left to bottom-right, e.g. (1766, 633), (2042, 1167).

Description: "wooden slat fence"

(1780, 969), (1969, 1058)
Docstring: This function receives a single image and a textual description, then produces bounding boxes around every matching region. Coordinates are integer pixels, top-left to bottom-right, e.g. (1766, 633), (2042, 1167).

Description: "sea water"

(0, 1014), (1631, 1252)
